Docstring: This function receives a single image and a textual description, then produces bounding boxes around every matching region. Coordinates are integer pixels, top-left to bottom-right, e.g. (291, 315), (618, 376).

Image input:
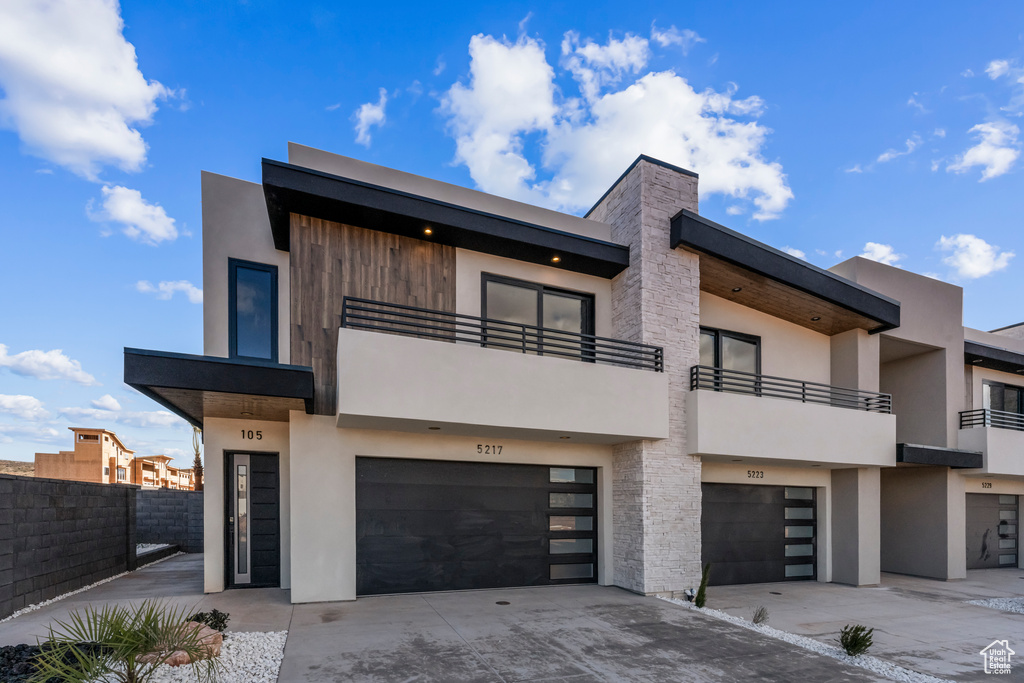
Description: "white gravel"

(966, 596), (1024, 614)
(659, 597), (948, 683)
(0, 552), (184, 625)
(136, 543), (172, 555)
(149, 630), (288, 683)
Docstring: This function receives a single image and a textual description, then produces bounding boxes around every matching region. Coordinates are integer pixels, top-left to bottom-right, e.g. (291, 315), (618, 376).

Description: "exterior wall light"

(551, 256), (561, 263)
(423, 227), (433, 236)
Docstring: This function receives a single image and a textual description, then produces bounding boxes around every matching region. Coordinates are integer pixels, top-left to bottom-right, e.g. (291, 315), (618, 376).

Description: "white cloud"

(907, 95), (928, 113)
(88, 185), (178, 244)
(353, 88), (388, 147)
(947, 121), (1020, 180)
(962, 68), (975, 78)
(136, 280), (203, 304)
(877, 135), (922, 163)
(725, 206), (744, 215)
(433, 56), (446, 76)
(0, 422), (62, 445)
(325, 102), (342, 112)
(781, 246), (806, 260)
(987, 59), (1011, 79)
(0, 0), (171, 180)
(0, 344), (97, 385)
(933, 128), (946, 138)
(91, 394), (121, 411)
(441, 31), (793, 220)
(937, 233), (1014, 279)
(60, 405), (183, 429)
(0, 394), (49, 420)
(649, 24), (705, 55)
(845, 164), (864, 173)
(859, 242), (903, 266)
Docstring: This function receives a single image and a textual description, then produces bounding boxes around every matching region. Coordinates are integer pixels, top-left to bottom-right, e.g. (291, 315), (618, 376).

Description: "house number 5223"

(241, 430), (262, 440)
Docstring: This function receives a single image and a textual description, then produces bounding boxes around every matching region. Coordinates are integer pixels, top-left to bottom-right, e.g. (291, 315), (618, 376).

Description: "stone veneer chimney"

(588, 157), (702, 596)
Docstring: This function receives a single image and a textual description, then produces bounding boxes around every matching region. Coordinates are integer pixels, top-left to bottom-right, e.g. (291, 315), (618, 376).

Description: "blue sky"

(1, 0), (1023, 461)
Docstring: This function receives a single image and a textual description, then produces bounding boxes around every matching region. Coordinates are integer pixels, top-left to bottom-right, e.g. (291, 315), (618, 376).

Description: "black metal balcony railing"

(960, 408), (1024, 431)
(690, 365), (892, 413)
(341, 297), (664, 372)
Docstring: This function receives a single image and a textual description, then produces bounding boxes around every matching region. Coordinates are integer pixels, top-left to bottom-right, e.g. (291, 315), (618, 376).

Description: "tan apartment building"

(123, 144), (1018, 605)
(35, 428), (196, 490)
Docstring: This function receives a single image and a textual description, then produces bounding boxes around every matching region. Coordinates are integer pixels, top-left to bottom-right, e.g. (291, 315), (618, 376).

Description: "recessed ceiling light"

(732, 287), (742, 293)
(972, 359), (983, 364)
(551, 256), (561, 263)
(559, 436), (571, 440)
(423, 227), (433, 236)
(811, 464), (821, 468)
(811, 316), (821, 321)
(240, 411), (253, 417)
(428, 426), (441, 430)
(731, 459), (742, 462)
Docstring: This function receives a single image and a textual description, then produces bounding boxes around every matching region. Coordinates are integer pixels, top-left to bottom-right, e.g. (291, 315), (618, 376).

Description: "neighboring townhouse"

(35, 427), (135, 484)
(122, 144), (1017, 604)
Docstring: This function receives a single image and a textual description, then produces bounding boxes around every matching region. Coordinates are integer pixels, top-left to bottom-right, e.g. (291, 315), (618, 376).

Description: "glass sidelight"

(232, 454), (251, 585)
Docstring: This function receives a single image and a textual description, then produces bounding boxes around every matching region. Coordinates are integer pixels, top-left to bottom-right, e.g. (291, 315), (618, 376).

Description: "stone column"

(589, 158), (702, 595)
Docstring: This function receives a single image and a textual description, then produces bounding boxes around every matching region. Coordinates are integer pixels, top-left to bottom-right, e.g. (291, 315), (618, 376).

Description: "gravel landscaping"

(150, 630), (287, 683)
(659, 597), (948, 683)
(137, 543), (172, 555)
(966, 596), (1024, 614)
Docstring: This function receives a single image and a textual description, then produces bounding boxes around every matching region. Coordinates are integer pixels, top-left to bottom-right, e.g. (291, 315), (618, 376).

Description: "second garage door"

(701, 483), (817, 586)
(356, 458), (598, 595)
(966, 494), (1018, 569)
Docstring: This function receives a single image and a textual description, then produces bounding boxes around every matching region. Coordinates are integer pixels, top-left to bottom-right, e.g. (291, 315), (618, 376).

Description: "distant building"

(34, 427), (195, 490)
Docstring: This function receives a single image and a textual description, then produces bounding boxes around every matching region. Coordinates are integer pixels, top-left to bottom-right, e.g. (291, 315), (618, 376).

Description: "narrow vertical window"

(229, 259), (278, 362)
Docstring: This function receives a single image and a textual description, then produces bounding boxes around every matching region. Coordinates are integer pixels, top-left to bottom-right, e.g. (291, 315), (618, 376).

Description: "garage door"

(356, 458), (598, 595)
(967, 494), (1018, 569)
(701, 483), (816, 586)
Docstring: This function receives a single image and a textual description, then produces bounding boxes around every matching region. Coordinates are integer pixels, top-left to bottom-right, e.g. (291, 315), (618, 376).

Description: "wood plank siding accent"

(290, 214), (456, 414)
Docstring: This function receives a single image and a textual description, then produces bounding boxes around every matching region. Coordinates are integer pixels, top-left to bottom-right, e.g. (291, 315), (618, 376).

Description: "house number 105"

(241, 430), (262, 440)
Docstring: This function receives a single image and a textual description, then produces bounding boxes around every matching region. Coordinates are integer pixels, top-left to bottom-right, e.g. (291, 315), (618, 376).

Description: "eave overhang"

(965, 340), (1024, 375)
(670, 209), (901, 335)
(262, 159), (630, 279)
(124, 348), (315, 429)
(897, 443), (983, 469)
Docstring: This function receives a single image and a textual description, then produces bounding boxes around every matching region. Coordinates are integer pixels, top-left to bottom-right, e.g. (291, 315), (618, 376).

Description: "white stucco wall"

(202, 418), (291, 593)
(288, 413), (616, 604)
(957, 427), (1024, 477)
(699, 292), (831, 385)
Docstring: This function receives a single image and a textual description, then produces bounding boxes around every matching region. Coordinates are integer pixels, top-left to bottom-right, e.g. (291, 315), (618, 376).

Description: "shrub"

(837, 624), (874, 657)
(751, 605), (769, 625)
(29, 600), (217, 683)
(189, 609), (230, 633)
(694, 563), (712, 608)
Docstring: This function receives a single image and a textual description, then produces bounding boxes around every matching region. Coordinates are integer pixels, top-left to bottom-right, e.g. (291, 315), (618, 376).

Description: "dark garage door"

(966, 494), (1018, 569)
(356, 458), (598, 595)
(701, 483), (816, 586)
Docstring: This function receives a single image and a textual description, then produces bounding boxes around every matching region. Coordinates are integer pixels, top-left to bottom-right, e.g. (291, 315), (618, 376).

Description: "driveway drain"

(496, 601), (510, 605)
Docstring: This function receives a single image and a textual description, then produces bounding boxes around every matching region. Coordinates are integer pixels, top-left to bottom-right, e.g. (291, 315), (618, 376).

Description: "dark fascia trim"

(123, 348), (315, 427)
(897, 443), (983, 469)
(262, 159), (630, 279)
(584, 154), (699, 219)
(965, 340), (1024, 374)
(670, 209), (901, 332)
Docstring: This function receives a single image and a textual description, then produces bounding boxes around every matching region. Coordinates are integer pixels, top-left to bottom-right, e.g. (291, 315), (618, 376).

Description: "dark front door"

(701, 483), (817, 586)
(356, 458), (598, 595)
(226, 452), (280, 588)
(967, 494), (1019, 569)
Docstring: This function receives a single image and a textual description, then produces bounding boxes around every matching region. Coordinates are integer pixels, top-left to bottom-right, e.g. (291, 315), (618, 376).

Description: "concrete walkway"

(710, 568), (1024, 682)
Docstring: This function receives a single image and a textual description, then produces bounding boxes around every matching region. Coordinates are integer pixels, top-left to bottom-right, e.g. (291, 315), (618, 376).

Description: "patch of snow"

(136, 543), (172, 555)
(0, 552), (184, 624)
(150, 631), (287, 683)
(659, 597), (949, 683)
(966, 597), (1024, 614)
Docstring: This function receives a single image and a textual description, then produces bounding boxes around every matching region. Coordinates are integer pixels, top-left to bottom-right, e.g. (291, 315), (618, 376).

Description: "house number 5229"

(241, 430), (262, 440)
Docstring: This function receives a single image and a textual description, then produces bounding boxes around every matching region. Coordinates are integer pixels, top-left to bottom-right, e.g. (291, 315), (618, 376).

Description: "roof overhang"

(262, 159), (630, 279)
(670, 209), (900, 335)
(124, 348), (315, 429)
(965, 340), (1024, 374)
(897, 443), (983, 469)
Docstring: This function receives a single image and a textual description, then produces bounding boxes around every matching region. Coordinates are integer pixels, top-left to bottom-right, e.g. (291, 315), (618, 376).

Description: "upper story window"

(984, 380), (1024, 415)
(79, 433), (98, 442)
(699, 327), (760, 374)
(482, 273), (594, 337)
(229, 258), (278, 362)
(116, 467), (126, 481)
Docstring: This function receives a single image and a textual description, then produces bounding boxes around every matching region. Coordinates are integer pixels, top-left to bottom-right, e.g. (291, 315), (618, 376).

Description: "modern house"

(123, 143), (1021, 603)
(35, 428), (195, 490)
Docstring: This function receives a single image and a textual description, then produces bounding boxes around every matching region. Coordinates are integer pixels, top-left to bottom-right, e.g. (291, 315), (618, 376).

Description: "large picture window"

(699, 327), (761, 374)
(481, 274), (594, 356)
(229, 259), (278, 362)
(984, 380), (1024, 415)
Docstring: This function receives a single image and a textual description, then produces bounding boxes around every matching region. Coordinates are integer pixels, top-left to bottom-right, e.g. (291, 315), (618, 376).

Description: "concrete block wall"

(0, 474), (136, 620)
(136, 489), (204, 553)
(590, 158), (703, 595)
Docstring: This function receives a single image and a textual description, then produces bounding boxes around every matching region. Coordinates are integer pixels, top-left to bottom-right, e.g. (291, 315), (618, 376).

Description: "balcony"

(335, 298), (669, 443)
(958, 409), (1024, 476)
(687, 366), (896, 467)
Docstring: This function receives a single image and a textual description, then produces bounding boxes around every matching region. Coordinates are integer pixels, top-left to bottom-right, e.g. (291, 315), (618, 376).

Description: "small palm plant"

(29, 600), (218, 683)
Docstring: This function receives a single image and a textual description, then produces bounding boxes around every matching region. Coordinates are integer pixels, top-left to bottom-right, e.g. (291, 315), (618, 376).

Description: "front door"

(226, 452), (281, 588)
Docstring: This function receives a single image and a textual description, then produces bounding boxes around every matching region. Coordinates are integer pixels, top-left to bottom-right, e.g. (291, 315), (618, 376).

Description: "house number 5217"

(241, 430), (262, 440)
(477, 444), (502, 454)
